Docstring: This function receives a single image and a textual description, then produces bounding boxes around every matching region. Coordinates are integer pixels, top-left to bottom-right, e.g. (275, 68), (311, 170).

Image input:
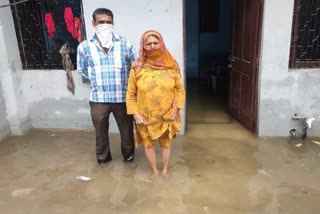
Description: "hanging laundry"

(59, 43), (75, 94)
(74, 17), (83, 42)
(45, 13), (55, 40)
(64, 7), (77, 39)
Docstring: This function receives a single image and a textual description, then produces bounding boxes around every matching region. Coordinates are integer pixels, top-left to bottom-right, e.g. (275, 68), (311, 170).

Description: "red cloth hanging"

(64, 7), (77, 38)
(45, 13), (55, 40)
(74, 17), (83, 42)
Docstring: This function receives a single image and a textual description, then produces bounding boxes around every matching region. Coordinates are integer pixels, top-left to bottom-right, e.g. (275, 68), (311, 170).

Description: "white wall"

(0, 76), (10, 141)
(82, 0), (184, 66)
(0, 0), (185, 134)
(258, 0), (320, 136)
(0, 4), (31, 137)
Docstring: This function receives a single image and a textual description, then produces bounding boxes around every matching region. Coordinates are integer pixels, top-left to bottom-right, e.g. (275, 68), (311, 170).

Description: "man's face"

(92, 14), (113, 27)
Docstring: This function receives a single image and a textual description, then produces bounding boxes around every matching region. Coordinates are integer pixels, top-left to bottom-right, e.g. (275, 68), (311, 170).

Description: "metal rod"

(0, 0), (31, 9)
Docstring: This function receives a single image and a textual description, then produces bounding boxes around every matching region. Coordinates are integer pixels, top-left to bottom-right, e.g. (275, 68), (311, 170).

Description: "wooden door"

(228, 0), (263, 131)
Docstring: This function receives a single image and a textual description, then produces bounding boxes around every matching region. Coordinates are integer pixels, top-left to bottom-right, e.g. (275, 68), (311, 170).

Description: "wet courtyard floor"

(1, 82), (320, 213)
(0, 124), (320, 214)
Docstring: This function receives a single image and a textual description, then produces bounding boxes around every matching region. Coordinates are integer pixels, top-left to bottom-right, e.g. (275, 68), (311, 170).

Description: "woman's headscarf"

(132, 30), (180, 72)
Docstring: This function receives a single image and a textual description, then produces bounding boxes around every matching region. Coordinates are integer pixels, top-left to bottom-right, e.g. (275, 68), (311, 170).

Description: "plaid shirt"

(77, 33), (136, 103)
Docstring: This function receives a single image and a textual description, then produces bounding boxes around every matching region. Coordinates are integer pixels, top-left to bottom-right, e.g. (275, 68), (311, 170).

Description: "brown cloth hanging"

(59, 43), (75, 94)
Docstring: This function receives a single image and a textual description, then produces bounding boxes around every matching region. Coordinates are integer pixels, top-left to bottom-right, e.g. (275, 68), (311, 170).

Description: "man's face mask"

(95, 23), (113, 48)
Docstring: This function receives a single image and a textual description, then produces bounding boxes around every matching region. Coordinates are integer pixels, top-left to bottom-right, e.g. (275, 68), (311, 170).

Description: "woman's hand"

(134, 113), (148, 125)
(169, 102), (181, 121)
(169, 109), (181, 121)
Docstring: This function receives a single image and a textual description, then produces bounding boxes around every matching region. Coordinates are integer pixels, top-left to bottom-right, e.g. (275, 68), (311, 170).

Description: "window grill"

(10, 0), (85, 69)
(290, 0), (320, 68)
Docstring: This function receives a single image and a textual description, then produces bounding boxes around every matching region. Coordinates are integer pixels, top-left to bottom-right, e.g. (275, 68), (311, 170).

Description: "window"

(199, 0), (220, 33)
(290, 0), (320, 68)
(10, 0), (85, 69)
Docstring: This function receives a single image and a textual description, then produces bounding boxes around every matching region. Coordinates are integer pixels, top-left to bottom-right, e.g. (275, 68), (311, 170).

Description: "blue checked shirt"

(77, 33), (136, 103)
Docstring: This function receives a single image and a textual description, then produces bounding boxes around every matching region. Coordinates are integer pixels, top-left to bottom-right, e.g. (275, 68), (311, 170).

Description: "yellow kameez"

(126, 67), (185, 147)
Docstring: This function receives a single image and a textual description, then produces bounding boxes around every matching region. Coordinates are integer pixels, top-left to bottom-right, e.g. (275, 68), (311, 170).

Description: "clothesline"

(0, 0), (31, 8)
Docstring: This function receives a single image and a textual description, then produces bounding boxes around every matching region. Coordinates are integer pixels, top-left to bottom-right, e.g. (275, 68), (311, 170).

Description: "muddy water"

(0, 126), (319, 214)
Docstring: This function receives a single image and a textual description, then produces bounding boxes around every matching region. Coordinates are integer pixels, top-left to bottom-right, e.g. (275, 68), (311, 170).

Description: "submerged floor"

(1, 85), (320, 213)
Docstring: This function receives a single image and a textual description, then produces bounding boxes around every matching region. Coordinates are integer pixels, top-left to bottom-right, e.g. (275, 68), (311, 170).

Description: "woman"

(126, 30), (185, 178)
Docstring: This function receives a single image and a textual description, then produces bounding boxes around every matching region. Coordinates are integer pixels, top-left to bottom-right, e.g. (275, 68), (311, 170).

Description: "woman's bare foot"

(152, 169), (159, 176)
(147, 169), (159, 182)
(161, 170), (170, 180)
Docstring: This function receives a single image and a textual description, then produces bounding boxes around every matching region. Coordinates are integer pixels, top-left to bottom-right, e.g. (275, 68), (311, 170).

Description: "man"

(77, 8), (135, 164)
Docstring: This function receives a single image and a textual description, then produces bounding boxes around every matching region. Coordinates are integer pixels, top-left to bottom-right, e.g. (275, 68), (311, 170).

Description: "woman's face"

(144, 35), (160, 50)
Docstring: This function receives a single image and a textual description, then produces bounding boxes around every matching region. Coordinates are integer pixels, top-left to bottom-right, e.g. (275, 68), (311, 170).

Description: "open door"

(228, 0), (263, 132)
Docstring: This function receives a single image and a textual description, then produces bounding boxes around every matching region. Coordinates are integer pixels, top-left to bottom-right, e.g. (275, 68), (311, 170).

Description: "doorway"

(184, 0), (263, 132)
